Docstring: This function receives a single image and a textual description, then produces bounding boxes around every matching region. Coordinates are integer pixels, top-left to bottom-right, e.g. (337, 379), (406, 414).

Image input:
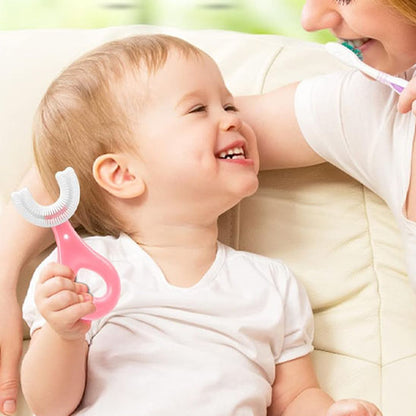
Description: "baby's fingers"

(61, 295), (95, 320)
(39, 275), (88, 300)
(38, 262), (75, 284)
(44, 294), (96, 341)
(327, 400), (382, 416)
(55, 296), (96, 328)
(45, 290), (90, 313)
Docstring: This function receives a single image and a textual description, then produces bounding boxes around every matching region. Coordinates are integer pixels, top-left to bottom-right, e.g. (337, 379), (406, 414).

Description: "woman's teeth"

(340, 38), (370, 49)
(218, 147), (246, 160)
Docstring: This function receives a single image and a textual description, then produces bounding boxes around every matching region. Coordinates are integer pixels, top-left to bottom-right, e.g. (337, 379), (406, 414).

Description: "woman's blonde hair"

(33, 34), (203, 237)
(386, 0), (416, 24)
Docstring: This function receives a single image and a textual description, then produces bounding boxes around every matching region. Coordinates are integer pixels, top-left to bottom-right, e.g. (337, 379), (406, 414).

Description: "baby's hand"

(398, 76), (416, 117)
(35, 262), (96, 341)
(327, 399), (382, 416)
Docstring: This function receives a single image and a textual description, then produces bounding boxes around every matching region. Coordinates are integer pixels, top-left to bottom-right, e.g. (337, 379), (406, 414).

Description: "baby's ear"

(93, 153), (145, 199)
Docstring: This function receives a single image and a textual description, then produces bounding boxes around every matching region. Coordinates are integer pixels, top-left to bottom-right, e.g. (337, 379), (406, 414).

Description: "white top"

(23, 234), (314, 416)
(295, 68), (416, 289)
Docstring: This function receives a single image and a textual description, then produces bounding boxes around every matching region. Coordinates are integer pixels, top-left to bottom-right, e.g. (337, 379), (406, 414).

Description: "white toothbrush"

(325, 42), (409, 95)
(12, 167), (121, 320)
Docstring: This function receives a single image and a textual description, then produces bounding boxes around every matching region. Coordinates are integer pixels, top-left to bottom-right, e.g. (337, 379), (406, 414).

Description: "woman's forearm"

(236, 85), (324, 170)
(0, 166), (54, 293)
(21, 324), (88, 416)
(0, 166), (54, 415)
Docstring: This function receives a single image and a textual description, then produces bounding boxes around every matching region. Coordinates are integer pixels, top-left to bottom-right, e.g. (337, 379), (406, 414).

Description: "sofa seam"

(314, 349), (416, 366)
(313, 349), (382, 366)
(361, 185), (383, 406)
(383, 353), (416, 367)
(259, 46), (284, 93)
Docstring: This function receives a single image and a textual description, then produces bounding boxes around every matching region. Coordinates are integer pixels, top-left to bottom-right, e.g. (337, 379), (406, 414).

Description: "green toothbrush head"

(341, 41), (363, 61)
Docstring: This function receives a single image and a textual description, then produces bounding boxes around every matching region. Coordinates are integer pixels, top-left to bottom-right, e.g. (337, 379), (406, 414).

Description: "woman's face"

(301, 0), (416, 75)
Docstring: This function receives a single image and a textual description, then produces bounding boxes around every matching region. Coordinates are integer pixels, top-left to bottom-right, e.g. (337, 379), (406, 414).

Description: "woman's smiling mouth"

(339, 37), (371, 49)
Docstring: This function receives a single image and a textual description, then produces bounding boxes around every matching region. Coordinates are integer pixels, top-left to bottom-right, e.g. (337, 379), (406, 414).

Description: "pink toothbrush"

(11, 167), (121, 320)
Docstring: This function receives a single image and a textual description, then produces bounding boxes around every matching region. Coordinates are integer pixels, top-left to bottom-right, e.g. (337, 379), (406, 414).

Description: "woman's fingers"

(398, 77), (416, 115)
(0, 298), (22, 416)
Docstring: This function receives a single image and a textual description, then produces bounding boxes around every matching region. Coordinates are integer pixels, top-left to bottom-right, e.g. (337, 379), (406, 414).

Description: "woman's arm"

(398, 76), (416, 116)
(236, 82), (324, 170)
(0, 166), (54, 415)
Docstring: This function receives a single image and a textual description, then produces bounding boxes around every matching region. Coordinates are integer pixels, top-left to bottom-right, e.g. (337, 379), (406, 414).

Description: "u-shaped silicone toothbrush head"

(11, 167), (121, 320)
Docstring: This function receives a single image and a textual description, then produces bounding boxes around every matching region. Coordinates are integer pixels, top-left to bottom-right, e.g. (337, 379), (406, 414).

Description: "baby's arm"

(0, 166), (54, 415)
(268, 354), (381, 416)
(397, 77), (416, 117)
(236, 83), (324, 170)
(21, 263), (95, 416)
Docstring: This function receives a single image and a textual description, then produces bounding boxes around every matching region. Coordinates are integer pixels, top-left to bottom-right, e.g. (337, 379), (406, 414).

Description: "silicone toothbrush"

(11, 167), (121, 320)
(325, 42), (409, 94)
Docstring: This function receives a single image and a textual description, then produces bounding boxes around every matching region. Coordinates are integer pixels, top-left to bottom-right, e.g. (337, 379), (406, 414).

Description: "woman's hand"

(35, 263), (95, 341)
(398, 77), (416, 117)
(0, 292), (22, 415)
(327, 399), (382, 416)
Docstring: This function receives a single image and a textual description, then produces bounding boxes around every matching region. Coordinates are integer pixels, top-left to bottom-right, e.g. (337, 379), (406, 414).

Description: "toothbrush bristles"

(341, 41), (363, 61)
(11, 167), (80, 228)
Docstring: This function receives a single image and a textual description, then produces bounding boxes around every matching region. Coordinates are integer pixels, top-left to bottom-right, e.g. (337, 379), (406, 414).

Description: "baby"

(21, 34), (381, 416)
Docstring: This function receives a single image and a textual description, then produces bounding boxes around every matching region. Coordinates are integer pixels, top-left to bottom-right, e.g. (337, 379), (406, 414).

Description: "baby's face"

(130, 51), (259, 218)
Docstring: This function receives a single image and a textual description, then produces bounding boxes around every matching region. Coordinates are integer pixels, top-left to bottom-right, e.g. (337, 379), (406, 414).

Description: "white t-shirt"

(295, 68), (416, 289)
(23, 234), (313, 416)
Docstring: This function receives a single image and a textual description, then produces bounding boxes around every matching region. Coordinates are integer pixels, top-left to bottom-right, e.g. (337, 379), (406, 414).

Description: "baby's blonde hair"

(33, 34), (204, 237)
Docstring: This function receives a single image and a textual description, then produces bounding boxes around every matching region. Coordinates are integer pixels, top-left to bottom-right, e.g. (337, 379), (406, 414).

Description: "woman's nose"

(301, 0), (342, 32)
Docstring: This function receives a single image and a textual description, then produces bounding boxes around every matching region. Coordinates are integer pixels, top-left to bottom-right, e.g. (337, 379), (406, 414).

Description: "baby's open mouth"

(217, 146), (246, 160)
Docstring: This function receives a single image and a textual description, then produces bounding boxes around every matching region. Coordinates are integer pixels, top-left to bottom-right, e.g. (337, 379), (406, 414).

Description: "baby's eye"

(224, 104), (239, 112)
(189, 105), (207, 114)
(334, 0), (352, 5)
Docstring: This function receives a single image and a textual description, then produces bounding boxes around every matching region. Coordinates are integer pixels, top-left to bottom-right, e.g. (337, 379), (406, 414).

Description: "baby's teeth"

(218, 147), (245, 159)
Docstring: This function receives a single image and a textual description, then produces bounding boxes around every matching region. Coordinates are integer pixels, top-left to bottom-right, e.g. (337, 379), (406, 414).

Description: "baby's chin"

(240, 176), (259, 199)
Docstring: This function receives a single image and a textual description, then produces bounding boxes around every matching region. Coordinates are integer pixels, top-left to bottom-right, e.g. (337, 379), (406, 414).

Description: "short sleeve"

(295, 70), (349, 168)
(294, 69), (414, 207)
(275, 265), (314, 364)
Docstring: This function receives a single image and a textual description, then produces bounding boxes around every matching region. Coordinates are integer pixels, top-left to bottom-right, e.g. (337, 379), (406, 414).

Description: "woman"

(0, 1), (415, 414)
(238, 0), (416, 290)
(237, 0), (416, 287)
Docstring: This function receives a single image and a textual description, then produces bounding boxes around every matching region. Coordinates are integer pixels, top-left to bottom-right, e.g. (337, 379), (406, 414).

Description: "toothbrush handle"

(388, 82), (405, 94)
(52, 221), (121, 320)
(376, 72), (408, 94)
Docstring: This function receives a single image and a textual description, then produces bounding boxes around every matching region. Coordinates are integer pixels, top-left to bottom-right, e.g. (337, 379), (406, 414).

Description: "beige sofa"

(1, 25), (416, 416)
